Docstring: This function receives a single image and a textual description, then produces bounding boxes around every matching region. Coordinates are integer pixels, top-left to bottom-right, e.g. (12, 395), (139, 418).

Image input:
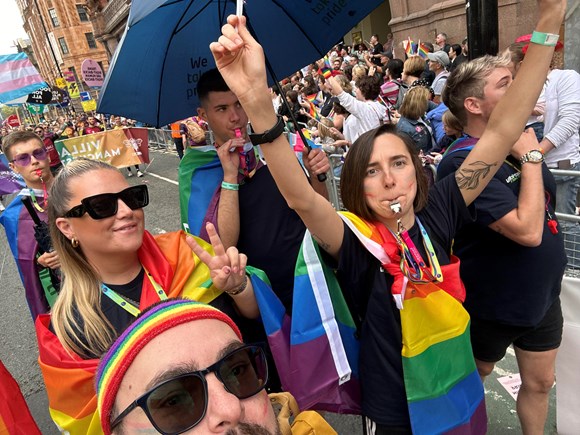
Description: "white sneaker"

(127, 171), (133, 177)
(137, 170), (144, 177)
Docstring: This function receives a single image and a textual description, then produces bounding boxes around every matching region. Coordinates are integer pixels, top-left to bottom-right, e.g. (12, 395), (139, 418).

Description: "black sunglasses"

(63, 185), (149, 219)
(111, 345), (268, 435)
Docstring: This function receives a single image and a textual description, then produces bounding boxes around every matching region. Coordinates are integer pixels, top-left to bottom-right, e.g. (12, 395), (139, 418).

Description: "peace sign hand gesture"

(186, 222), (247, 294)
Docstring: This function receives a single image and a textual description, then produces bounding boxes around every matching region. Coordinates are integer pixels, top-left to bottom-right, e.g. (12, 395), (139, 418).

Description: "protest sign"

(81, 59), (104, 88)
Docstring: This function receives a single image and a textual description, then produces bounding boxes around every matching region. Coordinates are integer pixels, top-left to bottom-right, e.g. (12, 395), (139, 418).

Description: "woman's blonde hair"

(352, 65), (367, 82)
(398, 86), (430, 120)
(318, 117), (338, 140)
(49, 158), (121, 358)
(334, 74), (353, 95)
(403, 56), (426, 78)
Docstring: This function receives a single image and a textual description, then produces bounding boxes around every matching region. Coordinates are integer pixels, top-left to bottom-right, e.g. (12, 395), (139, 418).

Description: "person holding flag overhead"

(208, 1), (564, 432)
(0, 131), (59, 320)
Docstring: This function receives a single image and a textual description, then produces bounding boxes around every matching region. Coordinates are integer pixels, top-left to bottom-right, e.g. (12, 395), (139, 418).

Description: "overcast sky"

(0, 0), (29, 54)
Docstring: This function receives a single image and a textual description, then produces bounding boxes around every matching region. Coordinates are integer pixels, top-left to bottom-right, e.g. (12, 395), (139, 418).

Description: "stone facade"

(15, 0), (109, 86)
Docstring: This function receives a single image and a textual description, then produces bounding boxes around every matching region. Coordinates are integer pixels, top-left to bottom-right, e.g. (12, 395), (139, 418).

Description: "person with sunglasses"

(0, 130), (60, 320)
(34, 125), (62, 175)
(35, 157), (269, 433)
(208, 3), (564, 433)
(96, 298), (280, 435)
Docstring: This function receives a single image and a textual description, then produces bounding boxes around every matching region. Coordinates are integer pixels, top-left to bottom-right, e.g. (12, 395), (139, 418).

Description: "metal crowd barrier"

(146, 127), (174, 153)
(324, 158), (580, 272)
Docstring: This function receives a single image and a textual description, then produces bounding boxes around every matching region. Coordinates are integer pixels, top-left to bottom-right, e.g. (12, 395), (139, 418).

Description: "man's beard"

(226, 422), (282, 435)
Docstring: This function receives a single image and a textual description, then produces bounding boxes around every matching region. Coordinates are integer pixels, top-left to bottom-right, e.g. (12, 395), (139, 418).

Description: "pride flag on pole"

(417, 40), (430, 59)
(0, 53), (47, 103)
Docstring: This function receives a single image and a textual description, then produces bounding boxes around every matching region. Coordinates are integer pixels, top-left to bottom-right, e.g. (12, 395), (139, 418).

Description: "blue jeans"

(553, 161), (580, 268)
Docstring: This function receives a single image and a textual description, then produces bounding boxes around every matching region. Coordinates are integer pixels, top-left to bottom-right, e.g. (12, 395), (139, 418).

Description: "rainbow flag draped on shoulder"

(0, 189), (51, 319)
(339, 212), (486, 434)
(35, 231), (272, 434)
(178, 145), (223, 240)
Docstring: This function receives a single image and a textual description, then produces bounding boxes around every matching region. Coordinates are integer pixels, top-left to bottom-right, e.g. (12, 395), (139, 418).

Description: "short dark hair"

(341, 126), (429, 221)
(197, 68), (230, 106)
(355, 75), (380, 101)
(386, 59), (404, 79)
(286, 90), (299, 103)
(2, 130), (44, 161)
(450, 44), (462, 57)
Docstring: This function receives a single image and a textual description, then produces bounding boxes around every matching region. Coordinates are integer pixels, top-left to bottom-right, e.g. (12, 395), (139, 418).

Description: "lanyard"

(101, 268), (167, 316)
(28, 189), (45, 213)
(391, 218), (443, 283)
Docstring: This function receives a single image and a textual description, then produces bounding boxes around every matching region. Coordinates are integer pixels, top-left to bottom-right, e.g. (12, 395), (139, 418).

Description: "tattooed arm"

(452, 0), (564, 207)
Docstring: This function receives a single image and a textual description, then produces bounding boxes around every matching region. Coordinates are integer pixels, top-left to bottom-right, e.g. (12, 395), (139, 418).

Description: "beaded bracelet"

(530, 31), (559, 47)
(221, 181), (239, 191)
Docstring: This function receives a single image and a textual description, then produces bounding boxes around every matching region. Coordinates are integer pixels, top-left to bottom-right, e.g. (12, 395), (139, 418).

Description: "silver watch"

(520, 150), (544, 165)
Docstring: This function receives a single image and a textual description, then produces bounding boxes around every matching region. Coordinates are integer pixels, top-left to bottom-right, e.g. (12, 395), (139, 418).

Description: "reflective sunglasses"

(63, 185), (149, 219)
(11, 147), (48, 167)
(111, 345), (268, 435)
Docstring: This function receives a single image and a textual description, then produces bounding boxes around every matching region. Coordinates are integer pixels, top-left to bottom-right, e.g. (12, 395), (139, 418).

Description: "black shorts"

(469, 298), (563, 363)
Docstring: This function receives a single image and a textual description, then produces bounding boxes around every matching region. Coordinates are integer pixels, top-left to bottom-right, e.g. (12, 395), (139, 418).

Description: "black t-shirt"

(320, 93), (338, 118)
(327, 174), (473, 426)
(371, 43), (383, 66)
(437, 150), (567, 326)
(238, 165), (306, 312)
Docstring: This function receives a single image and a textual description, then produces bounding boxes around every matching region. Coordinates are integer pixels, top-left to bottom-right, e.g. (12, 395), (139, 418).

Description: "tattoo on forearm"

(313, 234), (331, 251)
(456, 161), (497, 190)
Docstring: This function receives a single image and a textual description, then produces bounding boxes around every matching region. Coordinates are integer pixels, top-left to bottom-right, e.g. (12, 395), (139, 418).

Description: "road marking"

(146, 172), (178, 185)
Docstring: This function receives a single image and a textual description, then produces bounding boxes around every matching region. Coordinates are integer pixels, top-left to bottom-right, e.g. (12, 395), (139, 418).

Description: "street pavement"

(0, 146), (557, 434)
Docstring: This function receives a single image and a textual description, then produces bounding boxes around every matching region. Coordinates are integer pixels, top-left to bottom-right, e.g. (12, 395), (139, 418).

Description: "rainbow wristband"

(221, 181), (239, 191)
(530, 31), (559, 47)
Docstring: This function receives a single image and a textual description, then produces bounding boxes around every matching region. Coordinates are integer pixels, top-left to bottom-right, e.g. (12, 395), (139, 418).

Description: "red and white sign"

(81, 59), (104, 88)
(5, 114), (20, 127)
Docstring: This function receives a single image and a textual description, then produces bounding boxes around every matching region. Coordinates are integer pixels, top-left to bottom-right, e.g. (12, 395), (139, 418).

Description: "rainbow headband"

(95, 298), (242, 434)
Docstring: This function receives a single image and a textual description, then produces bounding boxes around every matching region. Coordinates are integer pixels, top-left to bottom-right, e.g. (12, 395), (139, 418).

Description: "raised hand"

(186, 222), (247, 294)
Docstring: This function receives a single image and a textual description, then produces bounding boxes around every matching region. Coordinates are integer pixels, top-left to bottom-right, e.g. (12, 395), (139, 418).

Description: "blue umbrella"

(98, 0), (383, 127)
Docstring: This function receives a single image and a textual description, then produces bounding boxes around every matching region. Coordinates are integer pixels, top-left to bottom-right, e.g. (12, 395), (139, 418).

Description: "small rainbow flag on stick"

(417, 40), (430, 59)
(403, 37), (416, 56)
(321, 56), (332, 79)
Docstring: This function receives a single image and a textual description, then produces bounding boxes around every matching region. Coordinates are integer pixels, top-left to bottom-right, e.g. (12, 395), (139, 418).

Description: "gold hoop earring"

(71, 237), (79, 248)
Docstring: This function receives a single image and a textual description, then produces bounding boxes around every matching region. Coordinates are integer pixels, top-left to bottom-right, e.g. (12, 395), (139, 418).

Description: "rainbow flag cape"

(418, 41), (430, 59)
(0, 359), (41, 435)
(178, 145), (223, 240)
(339, 212), (486, 434)
(0, 189), (51, 320)
(0, 53), (47, 103)
(254, 228), (361, 414)
(35, 230), (272, 434)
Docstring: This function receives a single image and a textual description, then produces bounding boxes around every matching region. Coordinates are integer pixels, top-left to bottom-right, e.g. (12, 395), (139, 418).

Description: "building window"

(85, 32), (97, 49)
(76, 4), (88, 22)
(48, 8), (59, 27)
(58, 37), (69, 55)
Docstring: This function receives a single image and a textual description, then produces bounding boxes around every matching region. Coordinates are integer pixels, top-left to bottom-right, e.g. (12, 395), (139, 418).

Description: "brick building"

(15, 0), (109, 87)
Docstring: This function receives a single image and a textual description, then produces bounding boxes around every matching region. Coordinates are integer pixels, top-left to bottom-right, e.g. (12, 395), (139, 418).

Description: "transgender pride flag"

(0, 53), (47, 103)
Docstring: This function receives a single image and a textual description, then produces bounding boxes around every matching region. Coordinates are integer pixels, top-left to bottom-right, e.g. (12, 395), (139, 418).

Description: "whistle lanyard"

(29, 189), (45, 213)
(101, 268), (167, 316)
(391, 218), (443, 283)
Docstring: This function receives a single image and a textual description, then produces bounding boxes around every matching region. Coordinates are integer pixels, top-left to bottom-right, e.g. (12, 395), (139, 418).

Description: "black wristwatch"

(249, 116), (285, 145)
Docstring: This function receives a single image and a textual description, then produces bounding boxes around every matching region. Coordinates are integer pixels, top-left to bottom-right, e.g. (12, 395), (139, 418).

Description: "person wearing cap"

(426, 51), (450, 104)
(96, 298), (280, 435)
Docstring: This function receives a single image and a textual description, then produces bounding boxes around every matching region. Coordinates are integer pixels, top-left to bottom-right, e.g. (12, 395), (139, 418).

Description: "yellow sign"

(67, 82), (80, 99)
(55, 78), (67, 89)
(81, 99), (97, 112)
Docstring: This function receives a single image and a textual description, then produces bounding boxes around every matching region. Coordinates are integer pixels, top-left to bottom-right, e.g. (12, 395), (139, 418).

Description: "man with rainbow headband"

(0, 130), (60, 319)
(96, 298), (281, 434)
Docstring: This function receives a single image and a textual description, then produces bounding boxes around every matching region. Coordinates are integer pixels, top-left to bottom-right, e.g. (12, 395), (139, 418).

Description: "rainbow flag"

(418, 41), (430, 59)
(0, 53), (47, 103)
(339, 212), (487, 434)
(35, 230), (272, 434)
(308, 101), (320, 120)
(0, 359), (41, 434)
(254, 229), (361, 413)
(0, 189), (51, 320)
(306, 91), (323, 106)
(321, 56), (332, 79)
(178, 145), (223, 239)
(403, 37), (416, 56)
